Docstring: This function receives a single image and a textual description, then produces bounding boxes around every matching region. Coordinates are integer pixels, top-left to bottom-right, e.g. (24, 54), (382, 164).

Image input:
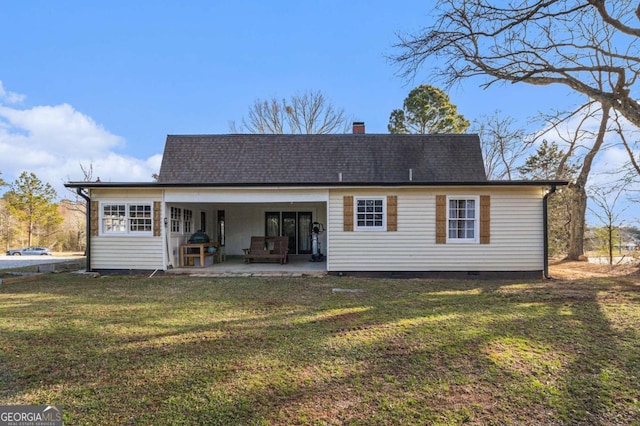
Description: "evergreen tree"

(388, 85), (469, 134)
(519, 141), (577, 257)
(5, 172), (62, 247)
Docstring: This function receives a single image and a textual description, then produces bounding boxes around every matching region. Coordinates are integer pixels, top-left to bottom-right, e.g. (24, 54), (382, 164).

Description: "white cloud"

(0, 83), (160, 199)
(0, 81), (26, 104)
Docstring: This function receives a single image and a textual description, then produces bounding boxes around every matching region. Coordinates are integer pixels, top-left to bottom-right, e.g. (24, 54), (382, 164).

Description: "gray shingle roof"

(157, 134), (487, 185)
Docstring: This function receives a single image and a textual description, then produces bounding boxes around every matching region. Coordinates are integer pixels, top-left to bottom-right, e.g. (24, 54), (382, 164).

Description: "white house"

(65, 125), (566, 278)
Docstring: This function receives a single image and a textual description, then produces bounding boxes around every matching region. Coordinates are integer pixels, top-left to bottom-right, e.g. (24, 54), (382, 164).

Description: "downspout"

(76, 187), (92, 272)
(163, 190), (173, 269)
(543, 185), (557, 279)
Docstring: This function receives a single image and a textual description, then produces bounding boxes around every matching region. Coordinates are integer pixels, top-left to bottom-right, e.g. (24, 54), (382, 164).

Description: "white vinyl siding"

(328, 187), (544, 272)
(92, 237), (164, 270)
(90, 189), (164, 270)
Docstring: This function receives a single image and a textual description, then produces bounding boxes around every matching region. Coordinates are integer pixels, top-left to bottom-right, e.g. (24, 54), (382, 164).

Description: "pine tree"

(5, 172), (63, 247)
(519, 141), (577, 257)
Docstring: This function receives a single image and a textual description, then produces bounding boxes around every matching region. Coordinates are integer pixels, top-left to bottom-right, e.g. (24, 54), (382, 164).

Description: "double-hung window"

(355, 197), (386, 231)
(170, 207), (182, 233)
(102, 203), (152, 235)
(447, 196), (478, 243)
(102, 204), (126, 233)
(128, 204), (152, 232)
(183, 209), (193, 234)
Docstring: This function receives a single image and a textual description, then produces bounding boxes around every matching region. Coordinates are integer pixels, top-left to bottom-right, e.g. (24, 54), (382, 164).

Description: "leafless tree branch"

(393, 0), (640, 127)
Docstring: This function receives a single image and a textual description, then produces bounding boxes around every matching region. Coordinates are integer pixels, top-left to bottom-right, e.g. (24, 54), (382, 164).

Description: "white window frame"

(170, 207), (182, 233)
(354, 196), (387, 232)
(446, 195), (479, 244)
(101, 204), (126, 234)
(183, 209), (193, 234)
(101, 202), (153, 236)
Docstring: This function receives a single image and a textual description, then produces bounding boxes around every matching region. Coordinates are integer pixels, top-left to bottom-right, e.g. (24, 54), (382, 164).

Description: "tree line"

(0, 171), (84, 253)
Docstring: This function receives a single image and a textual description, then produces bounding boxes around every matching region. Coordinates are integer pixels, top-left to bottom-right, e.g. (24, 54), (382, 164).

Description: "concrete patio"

(166, 255), (327, 277)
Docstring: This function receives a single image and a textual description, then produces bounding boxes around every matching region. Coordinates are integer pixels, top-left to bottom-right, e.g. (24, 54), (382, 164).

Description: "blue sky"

(0, 1), (636, 223)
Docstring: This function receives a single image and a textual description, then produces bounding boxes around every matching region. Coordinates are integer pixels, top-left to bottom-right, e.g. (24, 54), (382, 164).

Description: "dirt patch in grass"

(549, 258), (640, 280)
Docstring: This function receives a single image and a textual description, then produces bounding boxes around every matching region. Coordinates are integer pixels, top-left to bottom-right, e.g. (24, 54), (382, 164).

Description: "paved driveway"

(0, 255), (85, 270)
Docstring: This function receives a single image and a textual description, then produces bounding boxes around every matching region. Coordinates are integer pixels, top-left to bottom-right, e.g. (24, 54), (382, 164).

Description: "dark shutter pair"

(343, 195), (397, 232)
(435, 195), (490, 244)
(342, 194), (489, 243)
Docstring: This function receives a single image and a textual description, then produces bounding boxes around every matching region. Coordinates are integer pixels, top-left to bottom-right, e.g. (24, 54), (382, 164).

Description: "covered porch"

(166, 254), (327, 277)
(163, 187), (330, 272)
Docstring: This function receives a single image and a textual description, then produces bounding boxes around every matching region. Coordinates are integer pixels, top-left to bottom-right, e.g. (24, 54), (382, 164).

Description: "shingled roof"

(157, 134), (487, 185)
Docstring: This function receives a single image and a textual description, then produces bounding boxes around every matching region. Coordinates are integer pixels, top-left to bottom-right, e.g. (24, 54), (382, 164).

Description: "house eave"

(64, 180), (568, 190)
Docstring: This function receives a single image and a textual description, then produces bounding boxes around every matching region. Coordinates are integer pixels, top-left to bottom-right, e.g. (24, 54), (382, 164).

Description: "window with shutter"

(343, 196), (353, 232)
(436, 195), (490, 244)
(354, 197), (386, 231)
(153, 201), (161, 236)
(387, 195), (397, 232)
(90, 201), (99, 237)
(480, 195), (490, 244)
(435, 195), (446, 244)
(344, 195), (396, 232)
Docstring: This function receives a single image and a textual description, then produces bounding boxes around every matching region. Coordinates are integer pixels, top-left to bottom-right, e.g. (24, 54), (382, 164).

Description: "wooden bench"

(243, 236), (289, 264)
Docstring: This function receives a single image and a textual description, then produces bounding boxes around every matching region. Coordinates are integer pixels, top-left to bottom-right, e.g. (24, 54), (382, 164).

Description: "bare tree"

(610, 110), (640, 177)
(588, 183), (628, 265)
(472, 112), (529, 180)
(393, 0), (640, 150)
(393, 0), (640, 258)
(65, 163), (95, 213)
(235, 90), (350, 134)
(60, 163), (97, 251)
(243, 98), (287, 134)
(536, 102), (612, 259)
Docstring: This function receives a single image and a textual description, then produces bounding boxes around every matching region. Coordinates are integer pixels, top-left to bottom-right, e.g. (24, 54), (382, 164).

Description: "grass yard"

(1, 267), (639, 425)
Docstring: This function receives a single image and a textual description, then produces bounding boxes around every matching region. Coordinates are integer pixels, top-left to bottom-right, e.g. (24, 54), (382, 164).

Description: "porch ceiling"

(163, 189), (329, 204)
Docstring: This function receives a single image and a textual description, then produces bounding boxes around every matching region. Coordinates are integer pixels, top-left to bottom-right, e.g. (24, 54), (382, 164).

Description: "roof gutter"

(64, 179), (569, 189)
(75, 187), (92, 272)
(543, 185), (557, 279)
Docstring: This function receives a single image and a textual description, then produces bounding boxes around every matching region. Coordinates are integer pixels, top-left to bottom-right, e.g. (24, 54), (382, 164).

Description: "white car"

(6, 246), (52, 256)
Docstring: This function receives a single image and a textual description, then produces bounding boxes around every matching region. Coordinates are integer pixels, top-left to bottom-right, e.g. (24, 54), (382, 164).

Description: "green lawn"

(1, 272), (639, 425)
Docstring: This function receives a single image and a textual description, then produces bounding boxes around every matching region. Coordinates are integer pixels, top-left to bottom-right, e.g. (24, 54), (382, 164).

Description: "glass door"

(282, 212), (297, 254)
(298, 212), (312, 254)
(264, 211), (313, 255)
(265, 212), (280, 237)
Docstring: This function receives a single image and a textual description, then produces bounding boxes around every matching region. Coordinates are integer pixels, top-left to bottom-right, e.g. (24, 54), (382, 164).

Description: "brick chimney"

(352, 121), (365, 134)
